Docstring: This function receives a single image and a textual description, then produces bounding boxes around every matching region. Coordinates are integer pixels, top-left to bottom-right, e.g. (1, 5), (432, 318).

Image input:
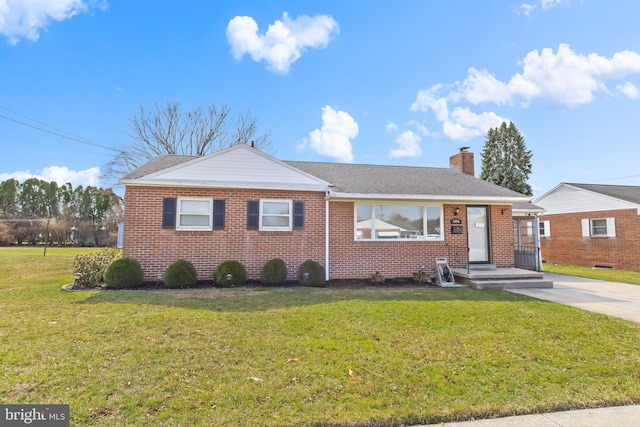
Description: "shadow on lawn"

(74, 285), (538, 313)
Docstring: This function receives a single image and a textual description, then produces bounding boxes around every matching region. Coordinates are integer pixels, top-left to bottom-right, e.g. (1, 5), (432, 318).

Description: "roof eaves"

(327, 192), (531, 203)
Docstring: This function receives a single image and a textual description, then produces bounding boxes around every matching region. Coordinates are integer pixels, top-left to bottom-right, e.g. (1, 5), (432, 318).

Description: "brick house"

(119, 145), (531, 282)
(535, 183), (640, 271)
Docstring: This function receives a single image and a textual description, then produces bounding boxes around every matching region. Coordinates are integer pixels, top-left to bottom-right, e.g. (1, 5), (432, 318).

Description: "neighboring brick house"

(119, 145), (531, 281)
(535, 183), (640, 271)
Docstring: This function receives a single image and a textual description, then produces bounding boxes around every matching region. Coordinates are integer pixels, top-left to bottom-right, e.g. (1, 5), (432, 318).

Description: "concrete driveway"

(509, 272), (640, 323)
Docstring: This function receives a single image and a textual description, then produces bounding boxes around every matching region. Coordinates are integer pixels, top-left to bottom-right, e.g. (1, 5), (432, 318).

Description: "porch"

(451, 265), (553, 290)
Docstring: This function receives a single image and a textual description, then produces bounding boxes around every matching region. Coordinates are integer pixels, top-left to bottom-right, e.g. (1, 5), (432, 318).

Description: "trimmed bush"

(261, 258), (288, 286)
(104, 257), (144, 289)
(164, 259), (198, 289)
(213, 260), (247, 287)
(72, 247), (122, 288)
(297, 259), (326, 287)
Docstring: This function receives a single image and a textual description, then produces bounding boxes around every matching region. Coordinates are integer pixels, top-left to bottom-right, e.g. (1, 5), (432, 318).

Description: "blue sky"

(1, 0), (639, 199)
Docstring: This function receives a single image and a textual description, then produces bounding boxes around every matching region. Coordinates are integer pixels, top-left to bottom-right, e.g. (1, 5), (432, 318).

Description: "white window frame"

(581, 217), (615, 237)
(354, 203), (444, 241)
(539, 220), (551, 237)
(176, 197), (213, 231)
(259, 199), (293, 231)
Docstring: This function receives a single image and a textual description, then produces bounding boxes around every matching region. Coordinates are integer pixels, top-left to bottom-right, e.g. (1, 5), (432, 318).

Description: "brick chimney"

(450, 146), (474, 176)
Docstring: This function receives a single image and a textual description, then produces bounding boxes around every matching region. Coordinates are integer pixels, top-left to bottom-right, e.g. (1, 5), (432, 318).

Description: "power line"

(593, 174), (640, 183)
(0, 110), (121, 153)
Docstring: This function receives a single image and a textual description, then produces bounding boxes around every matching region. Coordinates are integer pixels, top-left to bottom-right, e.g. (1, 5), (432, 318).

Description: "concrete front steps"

(451, 266), (554, 290)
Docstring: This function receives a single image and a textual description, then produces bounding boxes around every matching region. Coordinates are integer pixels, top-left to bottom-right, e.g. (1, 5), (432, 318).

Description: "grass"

(543, 263), (640, 286)
(2, 247), (640, 426)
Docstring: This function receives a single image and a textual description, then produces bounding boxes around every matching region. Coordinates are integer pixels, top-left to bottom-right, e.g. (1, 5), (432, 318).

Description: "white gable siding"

(536, 184), (637, 215)
(142, 145), (328, 190)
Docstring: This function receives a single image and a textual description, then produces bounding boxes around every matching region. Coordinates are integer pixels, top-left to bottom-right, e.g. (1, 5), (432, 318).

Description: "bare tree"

(105, 101), (272, 180)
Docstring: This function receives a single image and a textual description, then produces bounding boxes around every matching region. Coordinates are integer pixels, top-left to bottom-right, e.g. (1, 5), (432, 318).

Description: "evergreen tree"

(479, 121), (533, 195)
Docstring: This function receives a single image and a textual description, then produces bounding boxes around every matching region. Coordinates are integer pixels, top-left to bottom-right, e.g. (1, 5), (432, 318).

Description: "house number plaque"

(450, 218), (462, 225)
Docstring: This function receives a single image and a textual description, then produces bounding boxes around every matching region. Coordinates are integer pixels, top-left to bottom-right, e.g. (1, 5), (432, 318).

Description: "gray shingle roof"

(123, 155), (196, 179)
(285, 161), (527, 198)
(567, 183), (640, 205)
(123, 153), (529, 200)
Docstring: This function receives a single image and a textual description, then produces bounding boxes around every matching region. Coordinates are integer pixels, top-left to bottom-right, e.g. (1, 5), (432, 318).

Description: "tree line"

(0, 178), (123, 246)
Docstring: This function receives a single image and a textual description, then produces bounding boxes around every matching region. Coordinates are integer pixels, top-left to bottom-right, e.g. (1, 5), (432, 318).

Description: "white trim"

(259, 199), (293, 232)
(119, 179), (328, 192)
(581, 219), (590, 237)
(176, 197), (213, 231)
(330, 193), (530, 203)
(606, 217), (616, 237)
(539, 220), (550, 237)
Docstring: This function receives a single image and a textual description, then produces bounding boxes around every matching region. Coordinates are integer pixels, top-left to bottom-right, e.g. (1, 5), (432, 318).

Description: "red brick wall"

(123, 187), (517, 281)
(122, 186), (326, 281)
(540, 208), (640, 271)
(489, 205), (515, 268)
(327, 203), (515, 279)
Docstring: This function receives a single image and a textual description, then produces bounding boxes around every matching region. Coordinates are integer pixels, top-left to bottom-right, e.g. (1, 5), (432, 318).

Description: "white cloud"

(0, 0), (98, 45)
(0, 166), (102, 187)
(443, 108), (509, 141)
(541, 0), (570, 9)
(410, 83), (450, 121)
(385, 122), (397, 133)
(408, 120), (429, 136)
(516, 0), (570, 15)
(617, 82), (640, 99)
(226, 12), (339, 74)
(454, 44), (640, 108)
(389, 130), (422, 159)
(305, 106), (358, 162)
(516, 3), (536, 16)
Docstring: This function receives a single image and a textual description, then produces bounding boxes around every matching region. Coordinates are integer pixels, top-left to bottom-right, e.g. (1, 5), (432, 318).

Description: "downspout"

(325, 190), (331, 282)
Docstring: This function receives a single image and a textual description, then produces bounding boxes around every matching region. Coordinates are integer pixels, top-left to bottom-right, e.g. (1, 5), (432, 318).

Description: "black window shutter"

(293, 201), (304, 229)
(162, 198), (177, 229)
(247, 200), (259, 229)
(213, 200), (225, 229)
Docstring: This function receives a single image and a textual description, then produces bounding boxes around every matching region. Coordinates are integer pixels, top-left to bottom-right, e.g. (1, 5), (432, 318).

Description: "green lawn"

(2, 247), (640, 426)
(543, 263), (640, 285)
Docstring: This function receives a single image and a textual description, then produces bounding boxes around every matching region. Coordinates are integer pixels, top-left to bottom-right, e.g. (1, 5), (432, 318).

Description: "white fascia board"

(327, 192), (531, 204)
(119, 179), (329, 192)
(534, 182), (567, 204)
(513, 208), (545, 216)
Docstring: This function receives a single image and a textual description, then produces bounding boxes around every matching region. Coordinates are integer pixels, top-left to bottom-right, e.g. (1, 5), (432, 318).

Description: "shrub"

(261, 258), (288, 286)
(297, 259), (326, 287)
(164, 259), (198, 289)
(104, 257), (144, 289)
(213, 260), (247, 287)
(72, 247), (122, 288)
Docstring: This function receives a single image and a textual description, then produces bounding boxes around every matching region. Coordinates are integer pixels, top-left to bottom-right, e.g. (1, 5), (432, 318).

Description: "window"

(177, 198), (213, 231)
(247, 200), (305, 231)
(581, 218), (615, 237)
(539, 220), (550, 237)
(163, 197), (225, 231)
(355, 203), (443, 241)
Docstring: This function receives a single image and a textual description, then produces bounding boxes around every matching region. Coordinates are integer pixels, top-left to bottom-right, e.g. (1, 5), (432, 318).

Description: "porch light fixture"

(453, 207), (460, 216)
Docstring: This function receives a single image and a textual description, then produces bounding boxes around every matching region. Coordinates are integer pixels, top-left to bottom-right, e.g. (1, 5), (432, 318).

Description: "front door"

(467, 206), (490, 263)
